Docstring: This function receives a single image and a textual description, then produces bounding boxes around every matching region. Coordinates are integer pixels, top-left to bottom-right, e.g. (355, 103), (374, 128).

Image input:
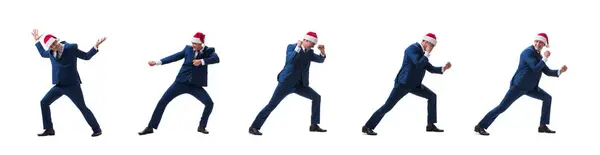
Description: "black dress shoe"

(474, 125), (490, 136)
(426, 124), (444, 132)
(309, 124), (327, 132)
(37, 129), (55, 137)
(538, 125), (556, 134)
(197, 126), (209, 134)
(91, 131), (102, 137)
(138, 127), (154, 135)
(249, 127), (262, 135)
(362, 126), (377, 135)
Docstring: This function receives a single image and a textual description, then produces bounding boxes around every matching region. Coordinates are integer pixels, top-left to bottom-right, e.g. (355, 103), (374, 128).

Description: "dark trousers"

(40, 84), (101, 132)
(251, 83), (321, 129)
(147, 82), (214, 129)
(364, 84), (437, 129)
(477, 86), (552, 129)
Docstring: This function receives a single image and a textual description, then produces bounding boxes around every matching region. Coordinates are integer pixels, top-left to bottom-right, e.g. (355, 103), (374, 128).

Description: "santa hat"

(43, 34), (57, 48)
(303, 31), (318, 44)
(422, 33), (437, 46)
(534, 33), (549, 47)
(191, 32), (205, 44)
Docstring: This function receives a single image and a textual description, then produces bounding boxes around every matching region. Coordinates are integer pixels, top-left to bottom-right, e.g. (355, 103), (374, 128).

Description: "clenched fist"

(297, 40), (303, 47)
(193, 59), (203, 66)
(543, 50), (551, 58)
(148, 61), (157, 66)
(444, 62), (452, 71)
(317, 44), (326, 56)
(560, 65), (568, 73)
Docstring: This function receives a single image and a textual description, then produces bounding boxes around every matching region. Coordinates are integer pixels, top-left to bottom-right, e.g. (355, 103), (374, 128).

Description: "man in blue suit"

(475, 33), (568, 136)
(249, 31), (327, 135)
(138, 32), (219, 135)
(362, 33), (451, 135)
(31, 29), (106, 137)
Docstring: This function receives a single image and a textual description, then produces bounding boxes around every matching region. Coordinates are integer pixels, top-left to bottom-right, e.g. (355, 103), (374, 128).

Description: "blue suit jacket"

(277, 43), (326, 87)
(394, 42), (443, 88)
(35, 41), (98, 86)
(510, 45), (559, 90)
(160, 45), (219, 86)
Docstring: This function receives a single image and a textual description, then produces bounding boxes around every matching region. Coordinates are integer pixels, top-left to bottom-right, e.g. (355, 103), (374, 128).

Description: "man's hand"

(32, 29), (43, 41)
(297, 40), (303, 47)
(193, 59), (203, 66)
(444, 62), (452, 71)
(560, 65), (568, 73)
(543, 50), (551, 58)
(148, 61), (157, 66)
(96, 37), (107, 48)
(317, 44), (325, 56)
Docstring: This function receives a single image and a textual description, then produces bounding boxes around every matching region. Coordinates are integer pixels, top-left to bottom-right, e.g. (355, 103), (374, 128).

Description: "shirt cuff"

(424, 52), (431, 58)
(155, 60), (162, 65)
(295, 46), (301, 53)
(557, 70), (561, 76)
(201, 59), (206, 66)
(542, 57), (548, 62)
(94, 45), (98, 50)
(442, 67), (446, 73)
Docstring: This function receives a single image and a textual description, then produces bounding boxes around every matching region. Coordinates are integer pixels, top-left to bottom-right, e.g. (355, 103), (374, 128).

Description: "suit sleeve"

(541, 66), (559, 77)
(159, 48), (186, 65)
(311, 52), (325, 63)
(523, 52), (547, 72)
(202, 48), (220, 65)
(406, 46), (430, 69)
(425, 63), (443, 74)
(286, 44), (301, 63)
(35, 42), (51, 58)
(74, 44), (99, 60)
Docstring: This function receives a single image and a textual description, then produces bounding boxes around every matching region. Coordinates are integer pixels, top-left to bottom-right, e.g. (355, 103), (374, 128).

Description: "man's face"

(422, 41), (435, 52)
(302, 40), (316, 48)
(534, 40), (546, 51)
(49, 41), (60, 51)
(192, 43), (203, 51)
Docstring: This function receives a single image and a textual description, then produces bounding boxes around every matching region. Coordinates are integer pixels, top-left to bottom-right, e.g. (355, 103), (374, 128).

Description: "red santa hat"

(303, 31), (318, 44)
(43, 34), (57, 48)
(422, 33), (437, 46)
(191, 32), (205, 44)
(534, 33), (549, 47)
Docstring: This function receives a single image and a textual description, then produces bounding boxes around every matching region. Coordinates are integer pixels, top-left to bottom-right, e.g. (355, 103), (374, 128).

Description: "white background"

(0, 0), (598, 154)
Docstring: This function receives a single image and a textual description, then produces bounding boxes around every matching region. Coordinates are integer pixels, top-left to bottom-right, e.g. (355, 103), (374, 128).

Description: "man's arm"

(286, 44), (302, 63)
(200, 48), (220, 65)
(523, 52), (547, 72)
(34, 42), (51, 58)
(75, 44), (99, 60)
(156, 48), (186, 65)
(542, 66), (560, 77)
(406, 46), (430, 69)
(425, 63), (443, 74)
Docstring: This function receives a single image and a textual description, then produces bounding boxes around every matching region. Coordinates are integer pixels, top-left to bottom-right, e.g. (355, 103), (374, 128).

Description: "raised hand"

(32, 29), (43, 41)
(297, 40), (303, 47)
(317, 44), (325, 56)
(96, 37), (107, 48)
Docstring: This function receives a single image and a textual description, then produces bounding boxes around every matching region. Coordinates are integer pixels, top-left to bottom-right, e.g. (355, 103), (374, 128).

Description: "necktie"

(196, 51), (202, 59)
